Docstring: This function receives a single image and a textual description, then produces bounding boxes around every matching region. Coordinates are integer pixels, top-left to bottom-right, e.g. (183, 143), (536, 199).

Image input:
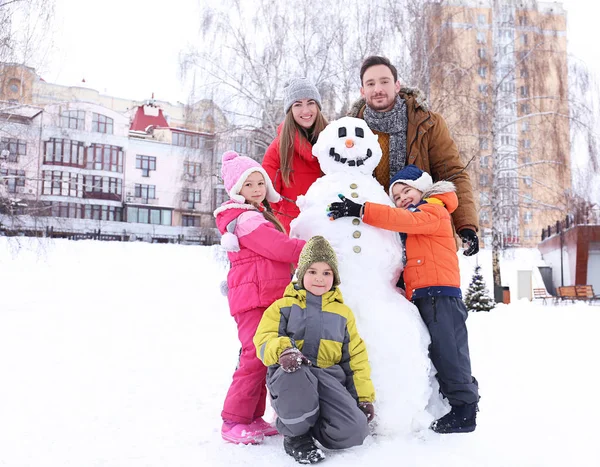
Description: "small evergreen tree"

(464, 265), (495, 312)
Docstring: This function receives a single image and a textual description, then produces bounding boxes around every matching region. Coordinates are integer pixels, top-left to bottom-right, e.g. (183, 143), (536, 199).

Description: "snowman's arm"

(362, 202), (444, 235)
(254, 300), (294, 366)
(342, 310), (375, 403)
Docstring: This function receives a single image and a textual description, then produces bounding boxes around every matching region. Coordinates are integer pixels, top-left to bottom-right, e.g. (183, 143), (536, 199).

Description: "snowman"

(290, 117), (446, 436)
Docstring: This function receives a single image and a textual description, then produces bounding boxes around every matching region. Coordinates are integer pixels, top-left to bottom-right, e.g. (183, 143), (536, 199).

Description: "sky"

(1, 237), (599, 466)
(40, 0), (600, 105)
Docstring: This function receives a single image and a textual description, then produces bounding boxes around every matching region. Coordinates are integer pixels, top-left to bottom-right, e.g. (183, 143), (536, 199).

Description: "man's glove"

(459, 228), (479, 256)
(327, 194), (363, 220)
(278, 348), (311, 373)
(358, 402), (375, 422)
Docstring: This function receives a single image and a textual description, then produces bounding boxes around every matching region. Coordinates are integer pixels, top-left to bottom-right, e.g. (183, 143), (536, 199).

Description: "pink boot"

(249, 417), (278, 436)
(221, 420), (265, 444)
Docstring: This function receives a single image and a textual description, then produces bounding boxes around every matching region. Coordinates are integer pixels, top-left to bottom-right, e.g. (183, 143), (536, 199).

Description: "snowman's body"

(290, 117), (445, 436)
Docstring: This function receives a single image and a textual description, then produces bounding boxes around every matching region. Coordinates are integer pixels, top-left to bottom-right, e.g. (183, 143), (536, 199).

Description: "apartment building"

(422, 0), (570, 247)
(0, 64), (227, 243)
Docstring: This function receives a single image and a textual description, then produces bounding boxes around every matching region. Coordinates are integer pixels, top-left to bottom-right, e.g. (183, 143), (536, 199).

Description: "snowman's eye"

(338, 127), (347, 138)
(355, 127), (364, 138)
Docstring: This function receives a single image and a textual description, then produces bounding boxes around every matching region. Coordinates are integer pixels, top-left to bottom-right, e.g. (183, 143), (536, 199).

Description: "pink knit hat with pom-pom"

(221, 150), (281, 204)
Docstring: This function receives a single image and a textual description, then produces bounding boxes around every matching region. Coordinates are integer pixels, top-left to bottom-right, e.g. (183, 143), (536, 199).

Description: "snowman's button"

(353, 246), (361, 253)
(350, 183), (358, 189)
(351, 192), (359, 198)
(352, 218), (360, 225)
(353, 231), (361, 238)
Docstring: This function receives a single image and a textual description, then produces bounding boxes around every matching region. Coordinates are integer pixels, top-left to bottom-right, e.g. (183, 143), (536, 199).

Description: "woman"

(262, 78), (328, 233)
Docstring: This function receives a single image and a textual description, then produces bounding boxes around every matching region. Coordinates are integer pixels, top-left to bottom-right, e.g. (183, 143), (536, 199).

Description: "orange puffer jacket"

(362, 182), (460, 300)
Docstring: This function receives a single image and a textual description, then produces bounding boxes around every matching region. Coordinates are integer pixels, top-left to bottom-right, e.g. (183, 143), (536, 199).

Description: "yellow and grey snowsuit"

(254, 282), (375, 449)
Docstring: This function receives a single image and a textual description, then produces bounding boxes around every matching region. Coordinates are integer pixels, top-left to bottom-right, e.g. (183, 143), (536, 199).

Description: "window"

(478, 84), (488, 95)
(213, 187), (227, 210)
(183, 188), (201, 209)
(60, 110), (85, 130)
(478, 101), (488, 113)
(522, 139), (531, 149)
(520, 104), (530, 114)
(523, 194), (533, 204)
(234, 137), (248, 154)
(478, 66), (487, 78)
(480, 210), (489, 224)
(134, 184), (156, 202)
(523, 155), (532, 164)
(172, 132), (200, 148)
(44, 138), (85, 167)
(42, 170), (84, 197)
(83, 175), (122, 200)
(182, 215), (201, 227)
(521, 121), (530, 133)
(136, 155), (156, 177)
(520, 34), (528, 45)
(126, 206), (172, 225)
(479, 192), (490, 206)
(500, 81), (515, 92)
(184, 161), (201, 178)
(519, 15), (528, 26)
(524, 176), (533, 187)
(524, 229), (533, 239)
(476, 32), (486, 44)
(478, 48), (486, 59)
(1, 137), (27, 162)
(83, 204), (123, 221)
(500, 135), (515, 146)
(92, 113), (114, 134)
(1, 169), (26, 193)
(520, 86), (529, 97)
(520, 68), (529, 78)
(479, 138), (489, 150)
(479, 174), (489, 186)
(477, 14), (486, 25)
(480, 155), (489, 168)
(523, 211), (532, 224)
(86, 144), (123, 172)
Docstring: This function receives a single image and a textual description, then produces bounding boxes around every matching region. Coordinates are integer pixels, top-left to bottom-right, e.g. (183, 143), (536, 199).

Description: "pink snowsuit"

(215, 201), (305, 424)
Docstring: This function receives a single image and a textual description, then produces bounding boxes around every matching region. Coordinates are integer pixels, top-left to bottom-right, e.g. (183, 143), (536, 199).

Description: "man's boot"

(431, 402), (477, 434)
(283, 433), (325, 464)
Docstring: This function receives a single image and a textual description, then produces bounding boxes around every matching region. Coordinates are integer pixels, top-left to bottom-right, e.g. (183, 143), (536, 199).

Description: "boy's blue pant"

(266, 364), (369, 449)
(413, 295), (479, 406)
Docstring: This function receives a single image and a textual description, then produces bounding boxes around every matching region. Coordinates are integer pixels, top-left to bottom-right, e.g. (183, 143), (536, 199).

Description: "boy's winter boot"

(431, 402), (477, 434)
(283, 433), (325, 464)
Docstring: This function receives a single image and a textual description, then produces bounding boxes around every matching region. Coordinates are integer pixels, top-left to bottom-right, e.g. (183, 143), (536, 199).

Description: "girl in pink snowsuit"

(214, 151), (306, 445)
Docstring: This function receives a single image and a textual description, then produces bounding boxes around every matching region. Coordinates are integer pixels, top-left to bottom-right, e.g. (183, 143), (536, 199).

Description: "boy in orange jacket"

(327, 164), (479, 434)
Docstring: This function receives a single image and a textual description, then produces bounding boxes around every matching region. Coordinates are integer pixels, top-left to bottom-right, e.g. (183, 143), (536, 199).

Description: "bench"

(575, 285), (600, 302)
(556, 286), (578, 302)
(533, 288), (554, 304)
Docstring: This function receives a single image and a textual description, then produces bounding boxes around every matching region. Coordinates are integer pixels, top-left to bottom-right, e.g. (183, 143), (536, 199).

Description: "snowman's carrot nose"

(345, 139), (354, 148)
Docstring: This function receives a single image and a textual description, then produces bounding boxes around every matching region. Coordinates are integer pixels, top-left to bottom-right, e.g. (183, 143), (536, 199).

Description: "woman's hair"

(250, 199), (286, 233)
(278, 108), (328, 187)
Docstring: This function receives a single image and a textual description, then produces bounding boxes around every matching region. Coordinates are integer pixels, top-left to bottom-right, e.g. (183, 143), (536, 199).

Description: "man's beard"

(367, 94), (395, 111)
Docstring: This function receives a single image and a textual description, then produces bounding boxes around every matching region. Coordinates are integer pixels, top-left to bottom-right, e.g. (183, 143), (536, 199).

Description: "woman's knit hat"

(388, 164), (433, 198)
(296, 236), (340, 289)
(220, 151), (281, 204)
(283, 77), (322, 115)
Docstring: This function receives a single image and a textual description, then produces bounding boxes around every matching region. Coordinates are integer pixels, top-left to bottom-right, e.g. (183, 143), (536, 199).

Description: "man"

(349, 56), (479, 256)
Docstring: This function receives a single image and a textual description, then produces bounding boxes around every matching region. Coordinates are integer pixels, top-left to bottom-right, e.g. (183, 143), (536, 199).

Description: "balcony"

(82, 192), (122, 202)
(125, 195), (159, 205)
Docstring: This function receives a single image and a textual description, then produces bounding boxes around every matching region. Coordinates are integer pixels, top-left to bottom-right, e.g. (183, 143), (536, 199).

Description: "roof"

(129, 104), (169, 132)
(0, 104), (43, 120)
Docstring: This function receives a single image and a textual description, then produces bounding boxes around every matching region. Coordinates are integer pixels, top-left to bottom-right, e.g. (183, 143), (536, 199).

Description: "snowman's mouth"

(329, 147), (373, 166)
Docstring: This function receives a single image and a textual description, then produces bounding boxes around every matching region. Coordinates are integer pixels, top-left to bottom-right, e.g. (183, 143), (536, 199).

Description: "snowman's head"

(312, 117), (382, 176)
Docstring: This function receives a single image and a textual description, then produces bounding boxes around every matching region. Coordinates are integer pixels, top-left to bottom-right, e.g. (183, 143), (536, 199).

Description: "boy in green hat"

(254, 236), (375, 464)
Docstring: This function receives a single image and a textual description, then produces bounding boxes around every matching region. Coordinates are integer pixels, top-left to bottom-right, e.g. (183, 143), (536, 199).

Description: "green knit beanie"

(296, 236), (340, 289)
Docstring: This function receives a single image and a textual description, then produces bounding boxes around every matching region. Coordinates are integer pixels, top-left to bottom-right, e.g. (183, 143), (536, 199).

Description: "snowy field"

(1, 238), (599, 467)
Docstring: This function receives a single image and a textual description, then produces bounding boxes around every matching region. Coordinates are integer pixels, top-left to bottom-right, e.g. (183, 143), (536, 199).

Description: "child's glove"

(278, 348), (311, 373)
(358, 402), (375, 422)
(459, 228), (479, 256)
(327, 194), (363, 220)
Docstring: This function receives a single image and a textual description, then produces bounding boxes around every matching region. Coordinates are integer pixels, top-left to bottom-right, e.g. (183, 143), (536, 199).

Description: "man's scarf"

(363, 96), (408, 176)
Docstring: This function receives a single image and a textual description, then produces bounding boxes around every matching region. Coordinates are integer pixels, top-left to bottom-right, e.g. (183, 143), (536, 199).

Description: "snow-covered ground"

(1, 238), (599, 467)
